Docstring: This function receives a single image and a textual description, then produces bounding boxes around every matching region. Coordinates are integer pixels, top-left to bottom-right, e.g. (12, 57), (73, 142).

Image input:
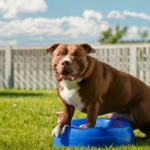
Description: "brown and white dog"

(46, 43), (150, 139)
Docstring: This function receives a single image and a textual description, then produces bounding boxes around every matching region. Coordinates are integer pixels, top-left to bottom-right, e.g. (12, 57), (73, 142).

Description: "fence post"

(129, 46), (137, 77)
(5, 46), (13, 88)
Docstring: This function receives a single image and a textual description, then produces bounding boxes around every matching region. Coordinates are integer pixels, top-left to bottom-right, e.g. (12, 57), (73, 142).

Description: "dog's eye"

(57, 53), (61, 56)
(74, 53), (80, 57)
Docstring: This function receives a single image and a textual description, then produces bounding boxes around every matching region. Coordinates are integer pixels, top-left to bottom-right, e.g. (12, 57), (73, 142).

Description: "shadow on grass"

(0, 92), (45, 97)
(0, 89), (57, 98)
(134, 136), (150, 147)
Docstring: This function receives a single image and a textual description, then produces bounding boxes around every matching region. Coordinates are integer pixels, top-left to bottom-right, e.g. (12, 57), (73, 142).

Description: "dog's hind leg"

(139, 125), (150, 140)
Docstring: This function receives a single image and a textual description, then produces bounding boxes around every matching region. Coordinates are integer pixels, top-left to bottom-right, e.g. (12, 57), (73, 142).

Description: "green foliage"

(0, 89), (150, 150)
(138, 29), (149, 42)
(99, 24), (128, 44)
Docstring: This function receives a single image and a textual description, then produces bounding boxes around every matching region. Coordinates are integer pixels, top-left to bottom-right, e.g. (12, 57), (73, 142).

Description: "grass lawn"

(0, 89), (150, 150)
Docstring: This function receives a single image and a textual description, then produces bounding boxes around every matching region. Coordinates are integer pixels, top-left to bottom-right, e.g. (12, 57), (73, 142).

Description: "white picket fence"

(0, 43), (150, 89)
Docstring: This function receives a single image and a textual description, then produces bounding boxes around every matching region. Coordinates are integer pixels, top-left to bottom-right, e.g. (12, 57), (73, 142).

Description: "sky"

(0, 0), (150, 46)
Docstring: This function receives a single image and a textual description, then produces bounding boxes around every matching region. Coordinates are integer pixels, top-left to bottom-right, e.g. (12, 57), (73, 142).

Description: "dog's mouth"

(56, 71), (80, 81)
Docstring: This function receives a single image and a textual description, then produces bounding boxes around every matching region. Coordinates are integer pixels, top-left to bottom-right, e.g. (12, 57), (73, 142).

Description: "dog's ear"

(46, 43), (61, 54)
(80, 43), (96, 53)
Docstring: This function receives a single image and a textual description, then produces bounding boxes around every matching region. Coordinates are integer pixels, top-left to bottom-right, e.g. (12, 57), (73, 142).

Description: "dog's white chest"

(59, 79), (84, 111)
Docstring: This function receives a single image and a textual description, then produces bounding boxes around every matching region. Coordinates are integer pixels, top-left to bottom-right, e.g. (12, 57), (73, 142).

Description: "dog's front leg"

(52, 102), (75, 137)
(86, 102), (100, 127)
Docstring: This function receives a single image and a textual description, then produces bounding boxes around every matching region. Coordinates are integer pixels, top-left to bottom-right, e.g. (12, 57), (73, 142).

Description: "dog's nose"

(61, 60), (71, 66)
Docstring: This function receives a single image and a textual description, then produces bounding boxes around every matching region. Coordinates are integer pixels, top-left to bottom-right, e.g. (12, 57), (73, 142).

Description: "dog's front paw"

(107, 113), (117, 119)
(79, 124), (86, 128)
(52, 124), (62, 137)
(52, 124), (68, 137)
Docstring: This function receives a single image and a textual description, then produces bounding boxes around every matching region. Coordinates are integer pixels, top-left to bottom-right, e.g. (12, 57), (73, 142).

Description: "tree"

(98, 24), (128, 44)
(138, 29), (149, 42)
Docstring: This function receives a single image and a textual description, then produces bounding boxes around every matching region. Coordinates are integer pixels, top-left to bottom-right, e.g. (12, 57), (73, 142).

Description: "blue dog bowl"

(54, 118), (135, 147)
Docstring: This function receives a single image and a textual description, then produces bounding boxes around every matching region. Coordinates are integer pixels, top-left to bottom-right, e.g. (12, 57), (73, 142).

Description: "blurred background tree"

(98, 24), (128, 44)
(138, 29), (149, 42)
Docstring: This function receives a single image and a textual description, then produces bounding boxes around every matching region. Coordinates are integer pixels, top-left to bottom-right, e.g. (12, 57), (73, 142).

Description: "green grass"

(0, 89), (150, 150)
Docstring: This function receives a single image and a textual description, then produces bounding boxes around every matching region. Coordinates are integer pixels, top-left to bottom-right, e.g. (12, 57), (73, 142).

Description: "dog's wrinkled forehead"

(46, 43), (96, 54)
(67, 44), (78, 49)
(66, 44), (82, 52)
(57, 44), (83, 51)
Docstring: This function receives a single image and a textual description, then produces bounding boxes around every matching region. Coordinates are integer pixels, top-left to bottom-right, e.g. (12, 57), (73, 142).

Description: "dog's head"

(46, 43), (96, 81)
